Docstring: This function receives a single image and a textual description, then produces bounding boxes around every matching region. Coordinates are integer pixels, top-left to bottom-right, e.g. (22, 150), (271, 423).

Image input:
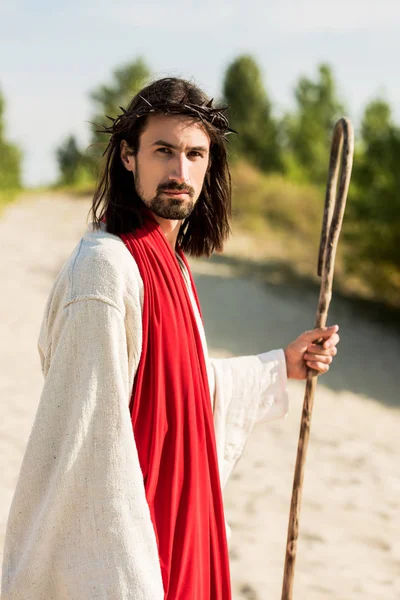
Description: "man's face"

(121, 114), (211, 221)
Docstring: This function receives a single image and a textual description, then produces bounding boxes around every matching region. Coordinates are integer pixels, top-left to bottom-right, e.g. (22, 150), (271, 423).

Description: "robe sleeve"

(1, 299), (164, 600)
(210, 349), (289, 490)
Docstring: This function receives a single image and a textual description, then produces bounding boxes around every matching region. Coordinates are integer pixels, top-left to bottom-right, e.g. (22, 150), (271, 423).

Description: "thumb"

(302, 325), (339, 342)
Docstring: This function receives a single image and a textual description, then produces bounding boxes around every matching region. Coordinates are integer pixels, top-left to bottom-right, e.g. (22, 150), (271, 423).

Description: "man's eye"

(188, 151), (202, 158)
(157, 148), (172, 154)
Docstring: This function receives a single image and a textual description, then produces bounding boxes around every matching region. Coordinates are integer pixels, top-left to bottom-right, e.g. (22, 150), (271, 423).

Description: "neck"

(152, 214), (182, 251)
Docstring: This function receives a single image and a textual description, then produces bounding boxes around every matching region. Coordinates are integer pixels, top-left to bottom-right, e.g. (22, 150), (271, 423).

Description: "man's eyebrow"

(152, 140), (208, 153)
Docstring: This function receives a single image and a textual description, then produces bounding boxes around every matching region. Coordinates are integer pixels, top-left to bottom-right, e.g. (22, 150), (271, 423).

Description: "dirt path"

(1, 194), (399, 599)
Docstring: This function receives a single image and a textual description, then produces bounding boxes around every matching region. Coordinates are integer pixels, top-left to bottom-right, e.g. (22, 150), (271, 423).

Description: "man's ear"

(120, 139), (135, 173)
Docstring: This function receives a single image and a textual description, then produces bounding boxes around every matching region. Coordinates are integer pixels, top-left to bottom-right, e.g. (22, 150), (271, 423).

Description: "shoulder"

(47, 225), (143, 317)
(70, 226), (143, 307)
(38, 225), (144, 376)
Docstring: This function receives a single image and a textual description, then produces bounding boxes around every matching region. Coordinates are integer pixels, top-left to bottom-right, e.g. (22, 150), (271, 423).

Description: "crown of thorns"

(96, 95), (237, 146)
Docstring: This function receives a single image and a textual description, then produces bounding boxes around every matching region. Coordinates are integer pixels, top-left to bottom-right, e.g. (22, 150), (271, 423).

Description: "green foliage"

(222, 55), (282, 173)
(232, 160), (322, 244)
(284, 64), (345, 185)
(361, 98), (391, 144)
(0, 140), (22, 189)
(88, 57), (151, 158)
(55, 57), (151, 186)
(56, 135), (90, 186)
(0, 89), (22, 191)
(345, 99), (400, 303)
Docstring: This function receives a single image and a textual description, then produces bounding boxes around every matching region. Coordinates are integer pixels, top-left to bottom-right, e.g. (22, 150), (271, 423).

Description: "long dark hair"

(89, 77), (233, 257)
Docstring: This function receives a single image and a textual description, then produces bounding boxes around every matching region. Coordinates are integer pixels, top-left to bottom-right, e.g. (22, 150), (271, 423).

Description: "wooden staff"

(281, 117), (355, 600)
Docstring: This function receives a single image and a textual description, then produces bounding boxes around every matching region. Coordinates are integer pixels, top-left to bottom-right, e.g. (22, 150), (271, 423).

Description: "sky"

(1, 0), (400, 186)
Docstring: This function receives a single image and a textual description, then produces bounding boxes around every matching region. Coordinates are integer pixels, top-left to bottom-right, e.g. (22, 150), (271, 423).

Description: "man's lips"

(160, 189), (190, 196)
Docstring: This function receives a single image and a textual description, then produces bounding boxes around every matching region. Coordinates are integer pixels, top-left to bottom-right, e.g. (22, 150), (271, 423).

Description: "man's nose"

(168, 154), (190, 183)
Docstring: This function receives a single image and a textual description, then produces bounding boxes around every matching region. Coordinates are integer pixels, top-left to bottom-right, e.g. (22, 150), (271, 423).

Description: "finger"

(302, 325), (339, 343)
(304, 353), (333, 364)
(307, 344), (337, 356)
(322, 333), (340, 349)
(307, 361), (330, 373)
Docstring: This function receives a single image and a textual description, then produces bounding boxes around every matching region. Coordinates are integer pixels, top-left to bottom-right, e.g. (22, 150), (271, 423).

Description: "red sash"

(120, 218), (231, 599)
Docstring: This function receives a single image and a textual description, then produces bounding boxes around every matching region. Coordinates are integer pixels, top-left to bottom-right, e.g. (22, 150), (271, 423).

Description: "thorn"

(139, 95), (152, 106)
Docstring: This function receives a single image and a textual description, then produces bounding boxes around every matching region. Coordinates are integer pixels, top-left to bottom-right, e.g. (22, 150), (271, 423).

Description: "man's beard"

(147, 194), (195, 220)
(134, 168), (198, 220)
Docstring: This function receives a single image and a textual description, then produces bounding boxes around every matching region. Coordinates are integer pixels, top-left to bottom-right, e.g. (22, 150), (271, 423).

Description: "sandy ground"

(1, 193), (400, 599)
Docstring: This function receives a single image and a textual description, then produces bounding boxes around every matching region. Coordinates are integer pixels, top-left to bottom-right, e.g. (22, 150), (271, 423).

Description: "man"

(2, 77), (339, 599)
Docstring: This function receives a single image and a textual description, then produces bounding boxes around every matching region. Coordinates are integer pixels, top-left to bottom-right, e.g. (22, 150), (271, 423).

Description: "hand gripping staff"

(281, 118), (355, 600)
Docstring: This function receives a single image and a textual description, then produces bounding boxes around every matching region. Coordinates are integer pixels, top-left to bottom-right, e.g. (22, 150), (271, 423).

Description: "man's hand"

(284, 325), (340, 380)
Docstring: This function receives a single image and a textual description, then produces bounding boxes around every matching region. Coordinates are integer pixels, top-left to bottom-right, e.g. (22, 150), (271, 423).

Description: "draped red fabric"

(120, 218), (232, 599)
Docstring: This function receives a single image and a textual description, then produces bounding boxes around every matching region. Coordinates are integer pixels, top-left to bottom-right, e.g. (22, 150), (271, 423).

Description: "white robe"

(1, 226), (289, 600)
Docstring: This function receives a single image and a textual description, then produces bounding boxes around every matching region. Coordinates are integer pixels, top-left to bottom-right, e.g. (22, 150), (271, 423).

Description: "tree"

(284, 64), (345, 184)
(360, 99), (392, 145)
(88, 57), (151, 160)
(222, 55), (282, 172)
(55, 57), (151, 185)
(346, 98), (400, 303)
(0, 90), (22, 190)
(56, 135), (87, 185)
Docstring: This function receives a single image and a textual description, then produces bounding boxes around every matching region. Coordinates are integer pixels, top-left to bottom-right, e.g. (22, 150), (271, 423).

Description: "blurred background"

(1, 1), (399, 598)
